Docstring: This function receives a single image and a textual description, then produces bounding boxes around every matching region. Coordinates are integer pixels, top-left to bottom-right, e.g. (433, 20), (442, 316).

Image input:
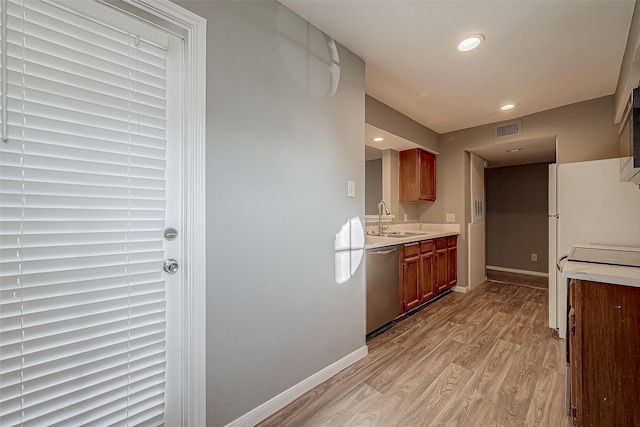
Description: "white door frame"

(112, 1), (207, 425)
(548, 163), (558, 330)
(467, 152), (486, 291)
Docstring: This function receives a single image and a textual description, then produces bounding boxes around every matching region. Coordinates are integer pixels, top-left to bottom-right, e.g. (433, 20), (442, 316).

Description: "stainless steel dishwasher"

(366, 246), (400, 335)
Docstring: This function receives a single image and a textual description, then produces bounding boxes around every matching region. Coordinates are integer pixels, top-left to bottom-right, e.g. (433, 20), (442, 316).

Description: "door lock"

(163, 227), (178, 241)
(163, 258), (179, 274)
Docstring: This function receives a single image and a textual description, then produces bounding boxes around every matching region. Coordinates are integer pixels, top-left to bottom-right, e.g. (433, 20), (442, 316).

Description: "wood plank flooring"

(257, 281), (570, 427)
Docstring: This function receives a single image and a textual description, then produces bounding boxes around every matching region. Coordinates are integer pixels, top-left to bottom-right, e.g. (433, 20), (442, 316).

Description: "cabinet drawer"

(420, 240), (434, 253)
(435, 238), (448, 250)
(404, 243), (420, 258)
(447, 236), (457, 247)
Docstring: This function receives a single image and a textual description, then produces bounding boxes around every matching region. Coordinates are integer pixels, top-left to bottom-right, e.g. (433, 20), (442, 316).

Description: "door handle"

(164, 258), (179, 274)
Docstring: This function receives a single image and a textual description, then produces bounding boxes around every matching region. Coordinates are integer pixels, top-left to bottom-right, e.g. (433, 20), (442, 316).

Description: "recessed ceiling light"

(372, 137), (384, 142)
(457, 34), (485, 52)
(507, 148), (522, 153)
(500, 103), (516, 111)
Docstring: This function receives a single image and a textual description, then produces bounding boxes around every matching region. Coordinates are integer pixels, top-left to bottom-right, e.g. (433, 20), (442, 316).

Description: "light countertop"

(562, 245), (640, 288)
(364, 223), (460, 249)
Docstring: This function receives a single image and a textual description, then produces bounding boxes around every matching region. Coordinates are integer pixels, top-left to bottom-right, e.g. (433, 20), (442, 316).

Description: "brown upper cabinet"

(399, 148), (436, 202)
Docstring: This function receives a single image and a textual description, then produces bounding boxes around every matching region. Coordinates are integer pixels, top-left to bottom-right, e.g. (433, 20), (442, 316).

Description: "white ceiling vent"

(494, 120), (522, 139)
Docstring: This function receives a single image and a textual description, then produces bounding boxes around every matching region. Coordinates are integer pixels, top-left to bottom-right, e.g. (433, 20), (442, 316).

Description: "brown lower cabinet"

(435, 236), (457, 294)
(568, 279), (640, 427)
(400, 236), (456, 314)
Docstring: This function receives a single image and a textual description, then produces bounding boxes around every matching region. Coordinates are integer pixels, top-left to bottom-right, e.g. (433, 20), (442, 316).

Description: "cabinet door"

(399, 149), (419, 202)
(419, 250), (435, 301)
(419, 150), (436, 201)
(570, 279), (640, 427)
(399, 148), (436, 202)
(447, 246), (457, 288)
(403, 256), (420, 312)
(435, 249), (448, 294)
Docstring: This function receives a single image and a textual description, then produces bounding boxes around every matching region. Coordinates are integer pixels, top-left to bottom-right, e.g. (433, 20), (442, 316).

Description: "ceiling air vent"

(494, 120), (522, 139)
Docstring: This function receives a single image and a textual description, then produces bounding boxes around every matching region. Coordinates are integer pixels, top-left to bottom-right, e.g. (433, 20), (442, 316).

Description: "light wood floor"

(257, 281), (570, 427)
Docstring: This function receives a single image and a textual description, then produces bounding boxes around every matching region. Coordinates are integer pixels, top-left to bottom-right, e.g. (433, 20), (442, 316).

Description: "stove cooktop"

(568, 245), (640, 268)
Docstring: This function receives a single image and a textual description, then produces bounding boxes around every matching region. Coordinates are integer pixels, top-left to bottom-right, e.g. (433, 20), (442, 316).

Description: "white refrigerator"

(552, 158), (640, 339)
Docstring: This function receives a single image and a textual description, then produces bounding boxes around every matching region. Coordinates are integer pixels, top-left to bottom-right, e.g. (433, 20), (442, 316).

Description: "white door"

(0, 0), (183, 424)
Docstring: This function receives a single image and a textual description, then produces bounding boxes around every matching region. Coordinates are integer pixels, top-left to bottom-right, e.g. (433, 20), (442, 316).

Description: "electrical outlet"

(347, 180), (355, 198)
(446, 213), (455, 222)
(531, 253), (538, 261)
(404, 213), (408, 222)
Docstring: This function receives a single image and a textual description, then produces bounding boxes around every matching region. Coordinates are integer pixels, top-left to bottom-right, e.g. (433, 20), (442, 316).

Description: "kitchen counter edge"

(562, 260), (640, 288)
(365, 231), (459, 250)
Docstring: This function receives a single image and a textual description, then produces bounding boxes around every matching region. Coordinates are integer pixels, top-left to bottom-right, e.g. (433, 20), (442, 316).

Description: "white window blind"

(0, 0), (169, 425)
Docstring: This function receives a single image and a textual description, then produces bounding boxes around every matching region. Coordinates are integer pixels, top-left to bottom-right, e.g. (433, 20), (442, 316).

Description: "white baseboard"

(485, 265), (549, 278)
(225, 345), (369, 427)
(452, 286), (468, 293)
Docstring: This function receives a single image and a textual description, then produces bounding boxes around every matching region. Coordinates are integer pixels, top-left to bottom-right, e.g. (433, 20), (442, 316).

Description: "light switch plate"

(446, 213), (455, 222)
(347, 180), (355, 198)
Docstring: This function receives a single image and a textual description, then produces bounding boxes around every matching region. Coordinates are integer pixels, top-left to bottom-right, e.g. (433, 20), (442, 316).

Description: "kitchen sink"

(373, 231), (430, 238)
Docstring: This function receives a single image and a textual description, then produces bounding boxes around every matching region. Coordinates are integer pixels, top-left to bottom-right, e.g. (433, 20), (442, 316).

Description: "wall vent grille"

(494, 120), (522, 139)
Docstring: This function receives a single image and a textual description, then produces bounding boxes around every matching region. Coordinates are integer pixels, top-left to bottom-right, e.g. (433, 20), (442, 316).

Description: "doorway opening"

(465, 135), (557, 297)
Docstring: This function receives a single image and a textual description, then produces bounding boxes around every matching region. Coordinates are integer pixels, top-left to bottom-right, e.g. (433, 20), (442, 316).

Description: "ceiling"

(364, 124), (434, 161)
(280, 0), (635, 135)
(364, 123), (556, 167)
(467, 135), (557, 168)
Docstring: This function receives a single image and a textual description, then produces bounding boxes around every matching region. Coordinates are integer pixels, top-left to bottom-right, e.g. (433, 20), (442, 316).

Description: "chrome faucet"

(377, 200), (391, 235)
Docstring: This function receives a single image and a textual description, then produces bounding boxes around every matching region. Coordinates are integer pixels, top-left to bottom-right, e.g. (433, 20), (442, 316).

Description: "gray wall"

(485, 163), (550, 273)
(364, 97), (438, 223)
(365, 96), (618, 285)
(365, 159), (382, 215)
(174, 2), (366, 425)
(365, 95), (439, 153)
(419, 96), (619, 287)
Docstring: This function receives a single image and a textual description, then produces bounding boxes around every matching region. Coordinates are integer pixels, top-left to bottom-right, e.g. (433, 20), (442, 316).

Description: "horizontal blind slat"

(13, 96), (167, 135)
(1, 166), (166, 189)
(0, 232), (162, 250)
(7, 114), (166, 145)
(6, 58), (166, 108)
(1, 259), (161, 290)
(5, 152), (167, 177)
(17, 17), (168, 80)
(13, 0), (168, 54)
(19, 74), (167, 119)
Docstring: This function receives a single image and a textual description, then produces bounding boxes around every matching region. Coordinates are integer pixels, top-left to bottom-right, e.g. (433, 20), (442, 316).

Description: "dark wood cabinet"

(419, 241), (435, 302)
(400, 237), (454, 314)
(447, 236), (457, 288)
(435, 236), (457, 293)
(401, 243), (421, 312)
(568, 279), (640, 427)
(435, 238), (448, 294)
(399, 148), (436, 202)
